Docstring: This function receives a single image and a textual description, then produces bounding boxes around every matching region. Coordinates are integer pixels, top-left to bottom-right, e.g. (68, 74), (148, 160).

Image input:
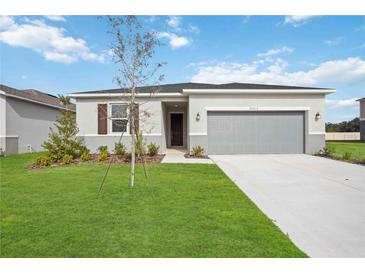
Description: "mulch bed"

(184, 154), (210, 159)
(315, 153), (365, 166)
(31, 154), (165, 169)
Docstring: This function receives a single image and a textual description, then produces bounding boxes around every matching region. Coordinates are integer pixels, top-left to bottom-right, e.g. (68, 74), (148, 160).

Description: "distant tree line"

(326, 117), (360, 132)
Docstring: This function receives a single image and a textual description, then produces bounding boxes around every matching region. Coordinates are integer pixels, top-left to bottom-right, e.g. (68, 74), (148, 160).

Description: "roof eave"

(0, 90), (75, 112)
(68, 92), (186, 98)
(182, 88), (335, 95)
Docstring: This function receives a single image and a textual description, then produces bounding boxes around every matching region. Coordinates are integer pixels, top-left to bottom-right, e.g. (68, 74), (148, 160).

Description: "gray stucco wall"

(360, 120), (365, 141)
(0, 95), (6, 153)
(307, 134), (325, 154)
(359, 100), (365, 119)
(189, 134), (208, 154)
(5, 97), (60, 154)
(188, 93), (326, 154)
(5, 136), (19, 155)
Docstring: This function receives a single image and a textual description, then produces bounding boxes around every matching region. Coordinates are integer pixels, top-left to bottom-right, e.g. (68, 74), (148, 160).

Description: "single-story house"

(358, 97), (365, 141)
(69, 82), (335, 155)
(0, 84), (74, 155)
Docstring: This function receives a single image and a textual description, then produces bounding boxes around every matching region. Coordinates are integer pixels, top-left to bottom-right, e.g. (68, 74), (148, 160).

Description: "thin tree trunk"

(130, 89), (136, 188)
(131, 127), (135, 187)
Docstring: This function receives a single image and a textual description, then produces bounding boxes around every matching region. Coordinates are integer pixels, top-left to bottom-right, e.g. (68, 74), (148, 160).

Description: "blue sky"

(1, 15), (364, 122)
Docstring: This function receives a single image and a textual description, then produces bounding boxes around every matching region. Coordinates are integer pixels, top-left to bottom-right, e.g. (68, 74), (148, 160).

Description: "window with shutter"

(111, 104), (128, 133)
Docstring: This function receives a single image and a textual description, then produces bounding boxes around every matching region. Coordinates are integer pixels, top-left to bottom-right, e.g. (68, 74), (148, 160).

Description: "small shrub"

(319, 146), (335, 157)
(114, 142), (126, 156)
(191, 145), (204, 157)
(124, 152), (132, 161)
(62, 154), (73, 165)
(81, 149), (90, 161)
(35, 156), (52, 167)
(147, 142), (159, 156)
(73, 145), (87, 159)
(99, 150), (109, 161)
(135, 131), (146, 157)
(98, 145), (108, 153)
(342, 152), (352, 160)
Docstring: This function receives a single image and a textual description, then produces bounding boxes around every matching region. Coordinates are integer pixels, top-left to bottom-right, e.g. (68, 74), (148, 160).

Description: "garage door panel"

(208, 111), (304, 154)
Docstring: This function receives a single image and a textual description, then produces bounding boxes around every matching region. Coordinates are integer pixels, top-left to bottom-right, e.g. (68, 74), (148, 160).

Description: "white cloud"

(191, 56), (365, 86)
(0, 16), (104, 64)
(44, 16), (66, 22)
(158, 32), (191, 49)
(323, 37), (343, 46)
(161, 16), (198, 48)
(325, 98), (359, 108)
(284, 16), (317, 26)
(257, 46), (293, 58)
(0, 15), (15, 29)
(166, 16), (182, 30)
(20, 75), (27, 80)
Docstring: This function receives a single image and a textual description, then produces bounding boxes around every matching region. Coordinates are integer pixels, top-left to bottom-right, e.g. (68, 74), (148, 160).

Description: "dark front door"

(171, 113), (183, 146)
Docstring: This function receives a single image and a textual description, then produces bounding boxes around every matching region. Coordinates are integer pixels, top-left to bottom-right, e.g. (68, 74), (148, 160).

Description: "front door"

(171, 113), (183, 146)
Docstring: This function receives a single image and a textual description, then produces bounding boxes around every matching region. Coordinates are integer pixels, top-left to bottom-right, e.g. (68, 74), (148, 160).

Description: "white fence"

(325, 132), (360, 141)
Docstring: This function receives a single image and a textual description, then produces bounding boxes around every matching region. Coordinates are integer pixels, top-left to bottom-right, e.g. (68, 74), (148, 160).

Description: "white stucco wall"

(74, 91), (328, 154)
(76, 97), (163, 136)
(6, 97), (61, 153)
(75, 97), (164, 152)
(188, 93), (325, 134)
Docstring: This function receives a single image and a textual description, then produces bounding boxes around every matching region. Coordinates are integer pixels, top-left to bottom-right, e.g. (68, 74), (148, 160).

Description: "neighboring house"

(0, 84), (74, 155)
(69, 82), (335, 155)
(358, 97), (365, 141)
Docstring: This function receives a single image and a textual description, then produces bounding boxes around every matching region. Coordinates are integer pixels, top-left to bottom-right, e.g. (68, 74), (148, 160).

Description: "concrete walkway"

(161, 149), (213, 164)
(210, 154), (365, 258)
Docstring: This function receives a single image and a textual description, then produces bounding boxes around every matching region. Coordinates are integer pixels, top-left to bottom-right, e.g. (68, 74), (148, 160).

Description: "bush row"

(35, 141), (160, 167)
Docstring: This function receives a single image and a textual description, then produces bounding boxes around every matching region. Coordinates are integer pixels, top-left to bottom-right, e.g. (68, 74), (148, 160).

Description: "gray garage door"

(207, 111), (305, 154)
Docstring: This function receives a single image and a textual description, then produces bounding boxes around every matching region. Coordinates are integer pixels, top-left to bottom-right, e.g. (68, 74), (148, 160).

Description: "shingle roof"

(0, 84), (75, 111)
(71, 82), (330, 94)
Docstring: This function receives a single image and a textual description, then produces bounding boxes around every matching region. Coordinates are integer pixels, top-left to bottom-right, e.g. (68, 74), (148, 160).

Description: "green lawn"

(0, 153), (306, 258)
(326, 141), (365, 160)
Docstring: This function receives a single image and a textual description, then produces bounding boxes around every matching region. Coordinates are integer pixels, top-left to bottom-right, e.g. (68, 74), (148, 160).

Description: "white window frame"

(109, 103), (129, 134)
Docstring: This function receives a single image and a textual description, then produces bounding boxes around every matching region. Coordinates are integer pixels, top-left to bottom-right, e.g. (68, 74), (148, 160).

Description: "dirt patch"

(31, 154), (165, 169)
(184, 154), (210, 159)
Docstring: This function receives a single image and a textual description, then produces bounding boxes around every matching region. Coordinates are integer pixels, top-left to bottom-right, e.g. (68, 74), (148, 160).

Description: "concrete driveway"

(210, 154), (365, 258)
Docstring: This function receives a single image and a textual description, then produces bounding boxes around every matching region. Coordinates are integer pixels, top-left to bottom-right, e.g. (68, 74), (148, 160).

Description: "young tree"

(42, 96), (84, 161)
(106, 16), (164, 187)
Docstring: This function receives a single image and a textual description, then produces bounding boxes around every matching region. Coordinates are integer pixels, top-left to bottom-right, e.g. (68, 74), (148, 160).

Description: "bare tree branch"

(105, 15), (165, 188)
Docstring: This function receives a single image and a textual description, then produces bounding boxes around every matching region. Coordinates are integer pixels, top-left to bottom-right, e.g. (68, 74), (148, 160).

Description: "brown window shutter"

(130, 104), (139, 134)
(98, 104), (108, 135)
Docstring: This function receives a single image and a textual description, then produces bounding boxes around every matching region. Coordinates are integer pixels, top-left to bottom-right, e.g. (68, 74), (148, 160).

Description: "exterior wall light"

(196, 112), (200, 121)
(315, 112), (321, 120)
